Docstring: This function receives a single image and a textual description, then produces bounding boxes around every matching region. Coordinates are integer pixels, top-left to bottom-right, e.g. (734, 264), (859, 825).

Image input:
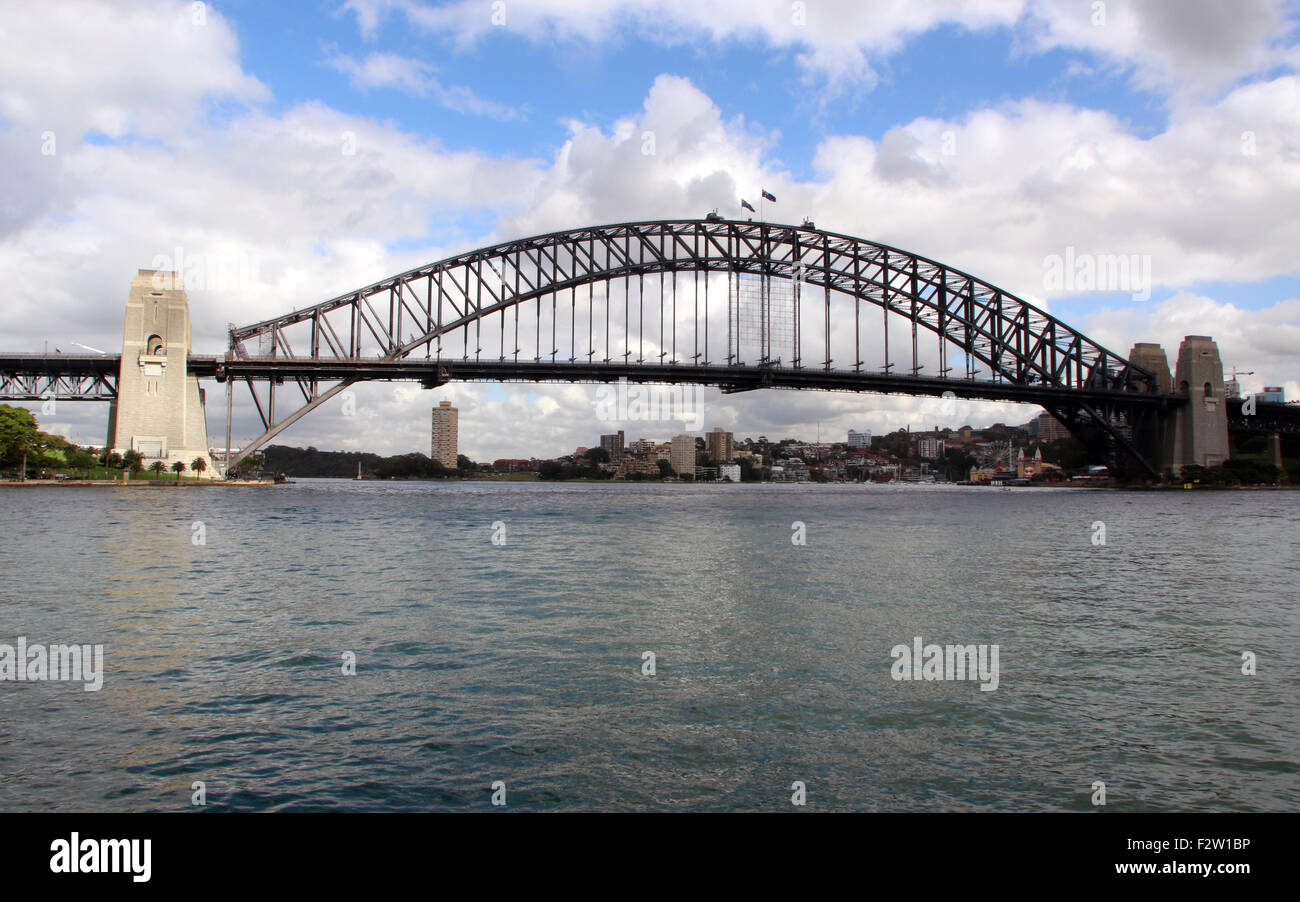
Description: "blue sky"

(228, 4), (1173, 170)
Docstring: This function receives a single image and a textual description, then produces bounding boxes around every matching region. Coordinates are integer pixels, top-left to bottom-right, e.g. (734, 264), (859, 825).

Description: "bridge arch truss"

(221, 219), (1166, 472)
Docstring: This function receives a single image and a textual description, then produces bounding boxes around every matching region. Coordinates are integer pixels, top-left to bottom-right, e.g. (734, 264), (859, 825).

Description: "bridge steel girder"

(1225, 399), (1300, 436)
(219, 219), (1167, 473)
(0, 354), (118, 400)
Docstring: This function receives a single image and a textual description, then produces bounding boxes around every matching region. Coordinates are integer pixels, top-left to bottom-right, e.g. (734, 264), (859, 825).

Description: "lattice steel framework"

(0, 354), (118, 400)
(218, 219), (1167, 471)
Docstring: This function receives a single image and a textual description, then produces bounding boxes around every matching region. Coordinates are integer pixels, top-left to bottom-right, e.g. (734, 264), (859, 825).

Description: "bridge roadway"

(0, 351), (1183, 407)
(4, 351), (1298, 433)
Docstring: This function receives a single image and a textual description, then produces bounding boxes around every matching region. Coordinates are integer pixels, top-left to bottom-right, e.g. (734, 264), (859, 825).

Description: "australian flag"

(761, 189), (776, 203)
(740, 199), (756, 213)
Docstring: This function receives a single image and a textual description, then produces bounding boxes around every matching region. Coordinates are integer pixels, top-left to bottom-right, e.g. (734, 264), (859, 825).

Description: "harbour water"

(1, 480), (1296, 811)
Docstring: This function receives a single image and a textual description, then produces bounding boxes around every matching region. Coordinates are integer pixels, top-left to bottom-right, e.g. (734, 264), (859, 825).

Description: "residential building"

(847, 429), (871, 448)
(916, 436), (944, 459)
(616, 455), (662, 478)
(600, 430), (625, 459)
(431, 401), (458, 468)
(1035, 412), (1071, 442)
(670, 434), (696, 477)
(705, 427), (735, 462)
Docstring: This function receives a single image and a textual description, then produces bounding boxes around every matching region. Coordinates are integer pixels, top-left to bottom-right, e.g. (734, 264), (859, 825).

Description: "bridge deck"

(0, 351), (1202, 407)
(191, 355), (1187, 408)
(8, 353), (1299, 437)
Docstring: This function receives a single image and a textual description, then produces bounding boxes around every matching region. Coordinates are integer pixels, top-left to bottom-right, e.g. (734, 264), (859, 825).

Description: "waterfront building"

(705, 427), (735, 462)
(600, 430), (625, 459)
(616, 455), (663, 478)
(1035, 412), (1071, 442)
(431, 400), (458, 468)
(670, 434), (696, 477)
(916, 436), (944, 459)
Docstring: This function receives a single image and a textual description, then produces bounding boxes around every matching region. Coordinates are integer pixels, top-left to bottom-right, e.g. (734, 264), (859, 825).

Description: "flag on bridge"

(761, 189), (776, 203)
(740, 199), (755, 213)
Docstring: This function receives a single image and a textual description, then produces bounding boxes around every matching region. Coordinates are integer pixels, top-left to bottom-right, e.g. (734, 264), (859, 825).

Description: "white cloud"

(0, 0), (267, 139)
(324, 50), (521, 119)
(1024, 0), (1292, 100)
(342, 0), (1294, 98)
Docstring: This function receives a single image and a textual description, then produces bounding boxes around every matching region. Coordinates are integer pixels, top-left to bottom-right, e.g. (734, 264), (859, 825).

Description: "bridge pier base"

(1124, 342), (1175, 477)
(1267, 432), (1284, 470)
(108, 270), (214, 478)
(1129, 336), (1229, 476)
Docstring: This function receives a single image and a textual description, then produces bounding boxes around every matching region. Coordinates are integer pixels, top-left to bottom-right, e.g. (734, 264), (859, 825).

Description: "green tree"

(171, 460), (186, 480)
(148, 460), (166, 477)
(66, 448), (95, 477)
(123, 449), (144, 473)
(657, 459), (675, 479)
(537, 460), (565, 480)
(190, 457), (207, 476)
(0, 404), (40, 471)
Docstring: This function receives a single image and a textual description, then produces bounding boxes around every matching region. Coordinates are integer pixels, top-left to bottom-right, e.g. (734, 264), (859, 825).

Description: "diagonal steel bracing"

(203, 220), (1170, 473)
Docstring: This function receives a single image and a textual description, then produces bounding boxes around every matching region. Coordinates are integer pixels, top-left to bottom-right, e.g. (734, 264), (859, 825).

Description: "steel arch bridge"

(212, 218), (1175, 474)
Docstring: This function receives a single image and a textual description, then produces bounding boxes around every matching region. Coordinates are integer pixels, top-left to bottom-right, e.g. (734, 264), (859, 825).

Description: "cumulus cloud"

(342, 0), (1294, 98)
(1024, 0), (1292, 100)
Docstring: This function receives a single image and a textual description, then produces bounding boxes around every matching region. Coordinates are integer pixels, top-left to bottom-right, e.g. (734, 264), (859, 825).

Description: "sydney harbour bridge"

(1, 218), (1293, 478)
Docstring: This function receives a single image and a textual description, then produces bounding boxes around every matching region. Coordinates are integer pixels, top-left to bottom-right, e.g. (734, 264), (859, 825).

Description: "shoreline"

(0, 478), (276, 487)
(3, 477), (1293, 490)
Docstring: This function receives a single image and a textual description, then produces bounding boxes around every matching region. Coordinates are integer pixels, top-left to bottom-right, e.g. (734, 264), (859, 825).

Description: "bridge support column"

(1267, 432), (1284, 470)
(109, 270), (214, 477)
(1165, 335), (1230, 475)
(1125, 342), (1174, 476)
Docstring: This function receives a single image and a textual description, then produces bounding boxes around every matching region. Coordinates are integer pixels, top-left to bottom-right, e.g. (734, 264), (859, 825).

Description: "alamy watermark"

(150, 246), (261, 292)
(0, 637), (103, 691)
(594, 377), (704, 431)
(890, 636), (999, 691)
(1043, 247), (1151, 302)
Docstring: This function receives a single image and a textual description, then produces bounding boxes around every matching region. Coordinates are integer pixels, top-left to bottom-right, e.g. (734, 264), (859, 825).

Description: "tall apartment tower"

(431, 400), (458, 468)
(106, 270), (213, 476)
(670, 434), (696, 477)
(600, 430), (625, 459)
(705, 427), (734, 462)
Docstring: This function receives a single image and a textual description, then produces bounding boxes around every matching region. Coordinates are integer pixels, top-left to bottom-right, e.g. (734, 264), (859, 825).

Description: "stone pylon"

(106, 270), (213, 477)
(1125, 337), (1231, 476)
(1168, 335), (1230, 472)
(1125, 342), (1174, 473)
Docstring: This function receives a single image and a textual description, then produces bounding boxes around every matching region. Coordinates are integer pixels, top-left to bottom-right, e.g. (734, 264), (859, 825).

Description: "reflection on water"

(0, 480), (1296, 812)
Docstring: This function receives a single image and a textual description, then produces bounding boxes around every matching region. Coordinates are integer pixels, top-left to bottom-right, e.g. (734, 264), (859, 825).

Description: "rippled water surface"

(1, 480), (1296, 811)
